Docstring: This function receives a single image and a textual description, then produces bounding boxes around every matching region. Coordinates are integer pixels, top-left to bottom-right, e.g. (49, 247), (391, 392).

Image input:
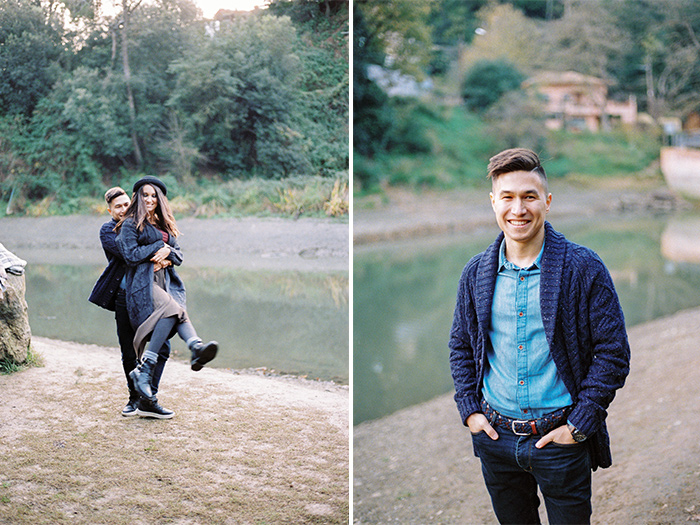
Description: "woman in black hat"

(116, 176), (218, 418)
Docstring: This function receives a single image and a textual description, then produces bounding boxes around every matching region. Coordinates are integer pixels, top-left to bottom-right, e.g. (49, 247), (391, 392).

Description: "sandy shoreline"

(353, 178), (678, 246)
(23, 336), (349, 430)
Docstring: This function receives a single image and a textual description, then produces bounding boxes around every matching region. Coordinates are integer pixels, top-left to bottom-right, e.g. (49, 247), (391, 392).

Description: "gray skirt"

(133, 269), (189, 359)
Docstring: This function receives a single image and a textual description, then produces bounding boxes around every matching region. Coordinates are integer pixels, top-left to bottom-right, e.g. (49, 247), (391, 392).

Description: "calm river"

(354, 211), (700, 424)
(27, 266), (348, 383)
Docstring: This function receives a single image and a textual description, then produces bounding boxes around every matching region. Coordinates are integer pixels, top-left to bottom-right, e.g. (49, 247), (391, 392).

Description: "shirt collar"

(498, 238), (546, 271)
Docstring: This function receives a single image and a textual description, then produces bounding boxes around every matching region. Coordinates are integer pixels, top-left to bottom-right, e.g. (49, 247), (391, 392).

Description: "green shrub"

(462, 59), (525, 113)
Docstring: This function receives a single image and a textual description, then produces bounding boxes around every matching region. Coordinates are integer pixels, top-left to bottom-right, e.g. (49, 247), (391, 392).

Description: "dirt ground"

(0, 337), (349, 524)
(353, 180), (700, 524)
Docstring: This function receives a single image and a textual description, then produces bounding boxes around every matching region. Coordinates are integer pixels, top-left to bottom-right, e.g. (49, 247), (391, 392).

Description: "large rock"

(0, 273), (31, 363)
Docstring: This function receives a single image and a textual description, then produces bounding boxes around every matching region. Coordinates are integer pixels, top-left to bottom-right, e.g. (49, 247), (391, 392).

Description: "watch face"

(568, 424), (586, 442)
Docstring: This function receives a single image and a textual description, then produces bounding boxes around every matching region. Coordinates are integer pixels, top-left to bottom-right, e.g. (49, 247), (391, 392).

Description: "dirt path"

(353, 306), (700, 524)
(0, 337), (349, 524)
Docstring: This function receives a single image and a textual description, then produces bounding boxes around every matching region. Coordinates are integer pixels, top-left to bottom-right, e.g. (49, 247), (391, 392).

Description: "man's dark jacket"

(449, 222), (631, 470)
(88, 219), (126, 311)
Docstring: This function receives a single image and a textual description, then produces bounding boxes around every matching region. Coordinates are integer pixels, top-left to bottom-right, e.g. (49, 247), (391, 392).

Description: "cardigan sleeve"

(117, 220), (164, 267)
(165, 233), (183, 266)
(567, 258), (631, 438)
(449, 261), (483, 425)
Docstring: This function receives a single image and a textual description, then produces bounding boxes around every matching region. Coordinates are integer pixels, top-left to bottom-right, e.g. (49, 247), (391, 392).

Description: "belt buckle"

(511, 419), (532, 436)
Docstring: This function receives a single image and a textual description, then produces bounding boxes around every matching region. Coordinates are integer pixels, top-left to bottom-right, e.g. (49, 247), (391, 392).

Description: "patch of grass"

(543, 128), (662, 179)
(355, 105), (500, 193)
(1, 174), (349, 219)
(0, 346), (44, 375)
(174, 174), (349, 219)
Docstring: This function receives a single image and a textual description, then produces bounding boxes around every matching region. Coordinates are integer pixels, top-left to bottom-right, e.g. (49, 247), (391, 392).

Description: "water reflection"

(354, 213), (700, 424)
(26, 266), (349, 383)
(661, 216), (700, 264)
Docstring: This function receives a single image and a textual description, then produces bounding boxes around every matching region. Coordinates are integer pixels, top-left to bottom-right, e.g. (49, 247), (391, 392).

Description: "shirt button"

(518, 345), (523, 350)
(520, 276), (525, 281)
(519, 312), (524, 317)
(519, 380), (525, 385)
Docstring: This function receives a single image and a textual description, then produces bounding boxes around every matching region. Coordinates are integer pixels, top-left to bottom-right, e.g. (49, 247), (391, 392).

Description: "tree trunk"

(121, 0), (143, 166)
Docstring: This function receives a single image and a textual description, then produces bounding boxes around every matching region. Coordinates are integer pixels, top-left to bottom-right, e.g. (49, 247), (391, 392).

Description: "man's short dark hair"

(105, 187), (126, 205)
(487, 148), (547, 183)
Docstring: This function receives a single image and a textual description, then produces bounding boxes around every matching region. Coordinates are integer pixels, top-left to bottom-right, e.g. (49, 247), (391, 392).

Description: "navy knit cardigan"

(116, 218), (186, 330)
(449, 222), (631, 470)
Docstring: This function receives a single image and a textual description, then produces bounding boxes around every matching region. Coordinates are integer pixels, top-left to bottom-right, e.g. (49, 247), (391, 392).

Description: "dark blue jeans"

(471, 428), (592, 525)
(115, 289), (169, 396)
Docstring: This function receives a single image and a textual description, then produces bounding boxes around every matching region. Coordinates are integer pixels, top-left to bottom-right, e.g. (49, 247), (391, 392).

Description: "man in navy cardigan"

(449, 148), (630, 524)
(89, 187), (171, 417)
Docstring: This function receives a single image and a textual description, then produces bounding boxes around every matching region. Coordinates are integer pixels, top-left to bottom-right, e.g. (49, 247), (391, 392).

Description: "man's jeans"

(471, 428), (592, 525)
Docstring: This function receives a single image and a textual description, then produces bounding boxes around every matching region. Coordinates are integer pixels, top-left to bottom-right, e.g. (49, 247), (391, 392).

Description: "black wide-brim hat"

(133, 176), (167, 197)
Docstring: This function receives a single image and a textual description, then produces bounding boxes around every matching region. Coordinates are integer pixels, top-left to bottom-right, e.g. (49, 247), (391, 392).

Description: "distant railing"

(670, 132), (700, 148)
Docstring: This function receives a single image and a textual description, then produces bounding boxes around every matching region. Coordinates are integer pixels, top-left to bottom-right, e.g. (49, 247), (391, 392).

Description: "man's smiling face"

(490, 170), (551, 249)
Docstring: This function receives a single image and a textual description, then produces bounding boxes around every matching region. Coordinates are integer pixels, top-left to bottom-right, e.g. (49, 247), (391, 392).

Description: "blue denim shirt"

(483, 239), (573, 419)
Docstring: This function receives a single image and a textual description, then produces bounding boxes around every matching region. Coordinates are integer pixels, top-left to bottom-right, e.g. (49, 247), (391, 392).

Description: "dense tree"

(0, 0), (65, 116)
(462, 59), (525, 113)
(608, 0), (700, 116)
(0, 0), (348, 211)
(357, 0), (433, 80)
(352, 4), (393, 161)
(168, 14), (309, 177)
(542, 0), (630, 80)
(455, 4), (544, 76)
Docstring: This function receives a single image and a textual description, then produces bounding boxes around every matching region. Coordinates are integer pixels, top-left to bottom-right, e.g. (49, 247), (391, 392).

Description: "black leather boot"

(129, 360), (156, 400)
(189, 339), (218, 371)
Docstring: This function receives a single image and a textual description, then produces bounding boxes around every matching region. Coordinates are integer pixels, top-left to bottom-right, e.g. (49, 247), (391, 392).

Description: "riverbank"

(353, 305), (700, 524)
(0, 337), (349, 523)
(354, 176), (682, 246)
(0, 215), (349, 273)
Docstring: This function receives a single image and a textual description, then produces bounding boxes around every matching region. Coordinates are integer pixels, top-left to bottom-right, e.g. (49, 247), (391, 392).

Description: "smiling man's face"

(108, 194), (131, 221)
(490, 170), (551, 250)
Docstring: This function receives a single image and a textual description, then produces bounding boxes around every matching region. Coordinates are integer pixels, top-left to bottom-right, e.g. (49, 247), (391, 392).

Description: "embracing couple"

(89, 176), (218, 419)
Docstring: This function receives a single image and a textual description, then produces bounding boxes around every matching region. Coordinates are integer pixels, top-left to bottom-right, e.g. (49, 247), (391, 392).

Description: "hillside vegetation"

(0, 0), (349, 216)
(355, 0), (695, 192)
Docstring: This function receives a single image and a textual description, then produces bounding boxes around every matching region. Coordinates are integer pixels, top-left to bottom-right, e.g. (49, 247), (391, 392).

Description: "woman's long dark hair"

(116, 184), (180, 237)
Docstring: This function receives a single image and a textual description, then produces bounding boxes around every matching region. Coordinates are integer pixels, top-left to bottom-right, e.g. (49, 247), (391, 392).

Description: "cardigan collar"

(475, 222), (566, 347)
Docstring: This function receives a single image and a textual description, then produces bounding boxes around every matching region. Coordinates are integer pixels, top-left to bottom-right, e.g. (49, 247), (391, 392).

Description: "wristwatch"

(567, 422), (587, 442)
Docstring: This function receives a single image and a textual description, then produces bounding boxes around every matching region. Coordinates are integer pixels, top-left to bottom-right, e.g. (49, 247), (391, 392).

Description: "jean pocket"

(550, 440), (582, 449)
